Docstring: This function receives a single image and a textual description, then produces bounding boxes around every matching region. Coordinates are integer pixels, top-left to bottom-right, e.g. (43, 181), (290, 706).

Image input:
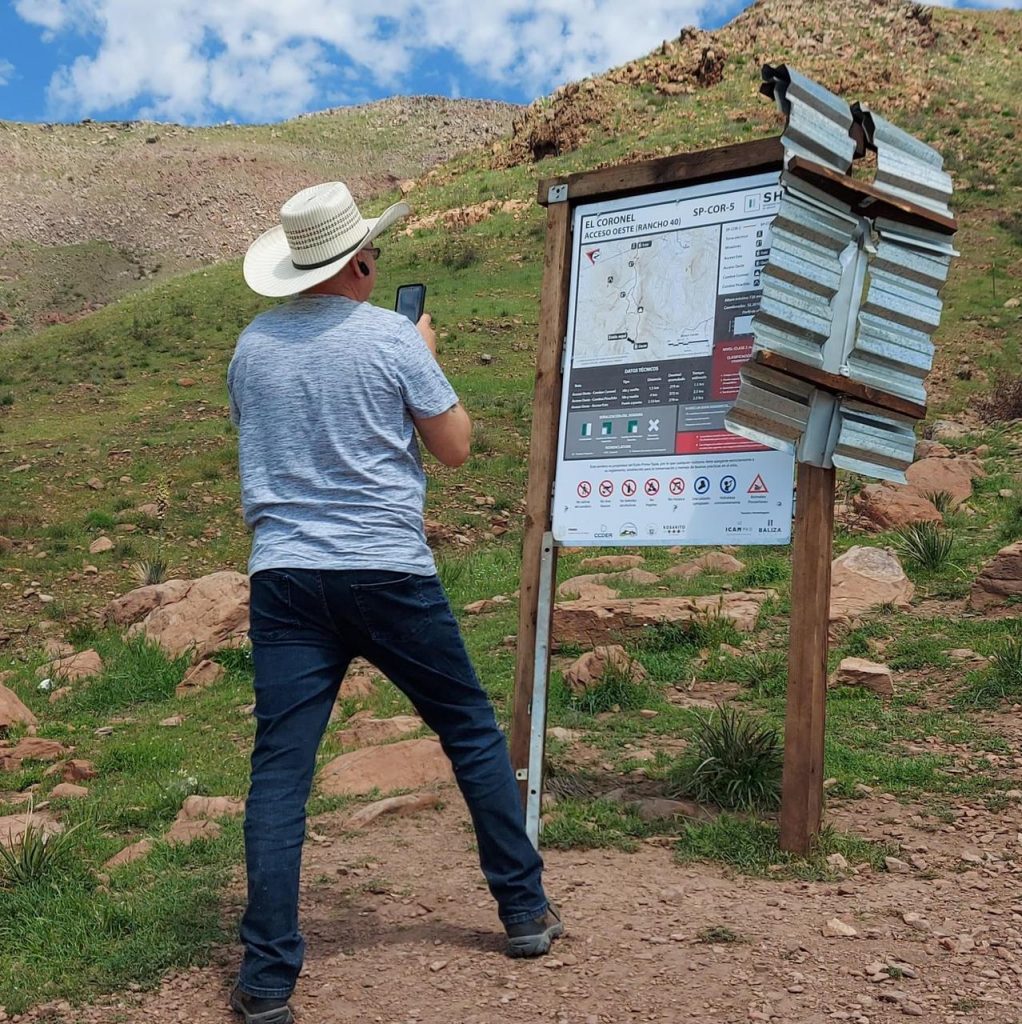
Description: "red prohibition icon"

(621, 479), (637, 497)
(599, 480), (614, 497)
(645, 478), (660, 496)
(669, 477), (685, 496)
(577, 480), (592, 498)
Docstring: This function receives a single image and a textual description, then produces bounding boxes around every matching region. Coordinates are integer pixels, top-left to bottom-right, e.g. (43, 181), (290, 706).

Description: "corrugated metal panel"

(831, 401), (918, 484)
(761, 64), (856, 173)
(856, 106), (954, 220)
(725, 361), (815, 453)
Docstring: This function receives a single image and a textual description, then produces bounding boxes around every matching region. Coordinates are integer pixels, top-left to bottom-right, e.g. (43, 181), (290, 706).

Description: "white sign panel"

(552, 171), (795, 547)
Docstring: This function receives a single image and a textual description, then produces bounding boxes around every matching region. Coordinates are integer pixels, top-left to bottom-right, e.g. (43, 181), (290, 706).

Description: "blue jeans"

(239, 568), (548, 998)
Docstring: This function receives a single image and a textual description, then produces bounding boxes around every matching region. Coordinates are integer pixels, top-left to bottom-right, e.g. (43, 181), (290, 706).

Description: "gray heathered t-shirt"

(227, 294), (458, 576)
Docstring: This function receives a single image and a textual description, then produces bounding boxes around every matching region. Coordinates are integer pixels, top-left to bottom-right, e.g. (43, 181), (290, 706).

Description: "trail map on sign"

(553, 170), (795, 547)
(574, 227), (718, 363)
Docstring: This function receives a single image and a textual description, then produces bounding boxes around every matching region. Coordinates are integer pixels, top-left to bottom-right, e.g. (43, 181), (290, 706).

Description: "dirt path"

(34, 793), (1020, 1024)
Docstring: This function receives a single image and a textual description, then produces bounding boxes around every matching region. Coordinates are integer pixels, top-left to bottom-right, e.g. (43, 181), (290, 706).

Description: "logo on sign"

(748, 473), (769, 494)
(644, 478), (660, 496)
(621, 479), (637, 497)
(694, 476), (710, 495)
(577, 481), (591, 498)
(669, 477), (685, 496)
(720, 475), (737, 494)
(599, 480), (614, 498)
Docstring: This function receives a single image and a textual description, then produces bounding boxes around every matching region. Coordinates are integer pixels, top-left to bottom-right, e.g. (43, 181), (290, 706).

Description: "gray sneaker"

(229, 983), (294, 1024)
(505, 903), (564, 958)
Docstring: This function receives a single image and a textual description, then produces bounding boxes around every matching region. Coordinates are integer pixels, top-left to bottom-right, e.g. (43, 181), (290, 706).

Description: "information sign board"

(552, 171), (795, 546)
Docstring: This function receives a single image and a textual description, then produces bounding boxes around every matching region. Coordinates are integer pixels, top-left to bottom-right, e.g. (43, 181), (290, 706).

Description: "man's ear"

(357, 259), (370, 276)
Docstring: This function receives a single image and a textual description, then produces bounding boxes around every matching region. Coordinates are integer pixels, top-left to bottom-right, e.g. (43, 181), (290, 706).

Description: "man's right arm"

(414, 402), (472, 467)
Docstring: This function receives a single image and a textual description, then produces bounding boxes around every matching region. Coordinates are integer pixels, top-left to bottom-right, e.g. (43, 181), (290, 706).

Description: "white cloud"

(12, 0), (713, 121)
(0, 60), (14, 87)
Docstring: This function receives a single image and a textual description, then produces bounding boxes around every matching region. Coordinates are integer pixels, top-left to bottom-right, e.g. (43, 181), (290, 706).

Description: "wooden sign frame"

(509, 136), (787, 841)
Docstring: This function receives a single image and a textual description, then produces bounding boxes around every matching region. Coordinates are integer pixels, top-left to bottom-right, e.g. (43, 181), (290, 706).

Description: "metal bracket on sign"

(515, 768), (528, 781)
(548, 183), (568, 204)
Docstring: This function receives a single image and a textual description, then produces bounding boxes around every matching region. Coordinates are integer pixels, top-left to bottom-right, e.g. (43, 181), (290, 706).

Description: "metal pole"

(524, 531), (556, 849)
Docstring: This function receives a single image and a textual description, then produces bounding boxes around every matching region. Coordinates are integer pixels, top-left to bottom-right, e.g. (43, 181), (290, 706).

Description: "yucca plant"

(666, 706), (782, 811)
(0, 813), (82, 889)
(894, 520), (956, 571)
(922, 490), (955, 516)
(130, 555), (169, 586)
(436, 554), (468, 596)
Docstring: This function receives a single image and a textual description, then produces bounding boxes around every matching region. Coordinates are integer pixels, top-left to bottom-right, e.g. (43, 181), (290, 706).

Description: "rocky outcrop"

(562, 645), (647, 695)
(553, 591), (772, 648)
(105, 572), (249, 661)
(339, 714), (424, 749)
(0, 684), (37, 731)
(665, 553), (746, 579)
(829, 658), (895, 697)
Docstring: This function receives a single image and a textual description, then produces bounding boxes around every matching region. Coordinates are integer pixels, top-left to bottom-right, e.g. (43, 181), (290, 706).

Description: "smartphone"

(395, 283), (426, 323)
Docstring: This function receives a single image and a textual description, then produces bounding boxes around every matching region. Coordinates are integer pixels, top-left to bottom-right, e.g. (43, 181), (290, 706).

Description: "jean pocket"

(249, 569), (303, 639)
(351, 572), (433, 645)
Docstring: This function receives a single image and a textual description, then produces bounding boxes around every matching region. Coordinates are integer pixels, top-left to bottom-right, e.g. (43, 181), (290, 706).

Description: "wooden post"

(779, 461), (837, 854)
(510, 198), (572, 805)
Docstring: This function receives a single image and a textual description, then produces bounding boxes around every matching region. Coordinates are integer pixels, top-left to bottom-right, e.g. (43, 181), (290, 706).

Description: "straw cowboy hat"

(243, 181), (409, 297)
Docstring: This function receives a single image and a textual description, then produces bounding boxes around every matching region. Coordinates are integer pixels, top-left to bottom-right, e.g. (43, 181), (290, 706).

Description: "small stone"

(827, 853), (849, 871)
(824, 918), (858, 938)
(885, 856), (910, 874)
(902, 912), (931, 932)
(86, 477), (104, 490)
(160, 716), (183, 727)
(429, 960), (449, 973)
(89, 537), (115, 555)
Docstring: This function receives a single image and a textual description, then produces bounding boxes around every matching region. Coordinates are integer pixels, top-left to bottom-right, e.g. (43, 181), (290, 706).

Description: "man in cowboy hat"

(228, 182), (561, 1024)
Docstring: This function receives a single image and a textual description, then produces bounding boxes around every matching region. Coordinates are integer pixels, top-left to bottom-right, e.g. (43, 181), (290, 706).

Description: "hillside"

(1, 0), (1022, 1017)
(0, 96), (515, 336)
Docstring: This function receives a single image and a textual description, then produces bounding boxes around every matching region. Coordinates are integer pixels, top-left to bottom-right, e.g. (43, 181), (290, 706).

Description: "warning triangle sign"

(748, 473), (769, 495)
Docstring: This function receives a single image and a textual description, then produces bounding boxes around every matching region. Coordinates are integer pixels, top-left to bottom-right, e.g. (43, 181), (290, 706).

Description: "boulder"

(103, 579), (192, 626)
(579, 555), (645, 571)
(3, 738), (68, 765)
(44, 758), (97, 782)
(0, 535), (14, 554)
(463, 596), (511, 615)
(829, 658), (894, 697)
(338, 714), (424, 748)
(914, 440), (952, 460)
(39, 649), (103, 683)
(609, 568), (661, 585)
(853, 484), (942, 530)
(175, 659), (225, 696)
(319, 737), (454, 797)
(928, 419), (971, 441)
(118, 571), (249, 660)
(970, 542), (1022, 612)
(89, 536), (115, 555)
(665, 552), (746, 579)
(553, 591), (772, 648)
(562, 645), (647, 695)
(338, 671), (378, 700)
(904, 456), (984, 504)
(0, 684), (37, 730)
(343, 792), (441, 829)
(829, 547), (913, 630)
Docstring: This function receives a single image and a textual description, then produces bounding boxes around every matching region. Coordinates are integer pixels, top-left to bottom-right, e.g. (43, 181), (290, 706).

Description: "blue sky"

(0, 0), (1018, 125)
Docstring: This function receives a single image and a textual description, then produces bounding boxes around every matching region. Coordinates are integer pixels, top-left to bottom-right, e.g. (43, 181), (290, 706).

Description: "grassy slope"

(0, 0), (1021, 1011)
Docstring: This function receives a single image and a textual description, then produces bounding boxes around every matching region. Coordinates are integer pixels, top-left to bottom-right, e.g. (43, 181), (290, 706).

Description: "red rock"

(343, 792), (442, 829)
(103, 579), (192, 626)
(338, 714), (423, 748)
(853, 484), (941, 530)
(579, 555), (645, 571)
(562, 645), (647, 695)
(665, 552), (746, 579)
(914, 440), (952, 460)
(54, 758), (97, 782)
(829, 658), (894, 697)
(175, 658), (225, 696)
(178, 795), (244, 820)
(0, 684), (37, 730)
(104, 839), (153, 868)
(969, 541), (1022, 612)
(0, 810), (61, 844)
(319, 737), (454, 797)
(51, 783), (89, 799)
(830, 546), (913, 630)
(164, 818), (221, 846)
(904, 456), (984, 503)
(39, 649), (103, 683)
(339, 672), (377, 700)
(553, 591), (771, 647)
(89, 536), (115, 555)
(556, 575), (621, 600)
(7, 737), (68, 763)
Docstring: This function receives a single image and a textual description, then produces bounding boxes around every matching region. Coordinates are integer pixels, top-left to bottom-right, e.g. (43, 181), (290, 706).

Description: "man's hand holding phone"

(416, 313), (437, 356)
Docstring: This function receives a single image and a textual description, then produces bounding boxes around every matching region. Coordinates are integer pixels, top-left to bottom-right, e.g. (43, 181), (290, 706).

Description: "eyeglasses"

(361, 246), (381, 261)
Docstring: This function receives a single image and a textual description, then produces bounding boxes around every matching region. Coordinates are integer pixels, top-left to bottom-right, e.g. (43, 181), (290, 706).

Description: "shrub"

(963, 636), (1022, 706)
(130, 556), (169, 586)
(666, 706), (783, 811)
(0, 813), (83, 889)
(894, 521), (956, 571)
(565, 661), (658, 716)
